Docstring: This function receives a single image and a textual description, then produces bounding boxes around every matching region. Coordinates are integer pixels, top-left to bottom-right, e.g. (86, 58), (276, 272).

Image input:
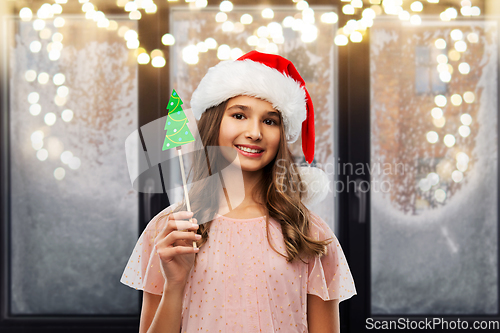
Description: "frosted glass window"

(414, 45), (447, 94)
(370, 20), (497, 314)
(6, 17), (139, 314)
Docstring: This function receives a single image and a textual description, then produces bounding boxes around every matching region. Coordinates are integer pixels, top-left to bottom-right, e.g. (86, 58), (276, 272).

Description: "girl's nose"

(245, 121), (263, 141)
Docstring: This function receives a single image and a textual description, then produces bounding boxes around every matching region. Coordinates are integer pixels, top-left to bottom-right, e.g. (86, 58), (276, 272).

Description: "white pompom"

(299, 166), (330, 206)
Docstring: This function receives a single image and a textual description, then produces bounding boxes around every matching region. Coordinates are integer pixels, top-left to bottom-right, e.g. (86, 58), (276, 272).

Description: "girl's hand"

(154, 211), (200, 288)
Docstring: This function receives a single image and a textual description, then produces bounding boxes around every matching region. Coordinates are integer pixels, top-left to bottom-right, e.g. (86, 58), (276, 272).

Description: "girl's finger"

(159, 246), (200, 261)
(158, 220), (197, 233)
(165, 230), (202, 247)
(174, 219), (198, 231)
(168, 211), (194, 222)
(154, 215), (196, 239)
(155, 210), (193, 228)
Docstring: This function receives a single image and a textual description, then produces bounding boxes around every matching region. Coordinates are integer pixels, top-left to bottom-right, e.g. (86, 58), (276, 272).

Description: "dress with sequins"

(120, 203), (356, 333)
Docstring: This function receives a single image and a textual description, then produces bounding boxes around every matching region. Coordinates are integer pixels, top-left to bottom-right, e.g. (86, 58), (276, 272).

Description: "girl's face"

(218, 95), (281, 172)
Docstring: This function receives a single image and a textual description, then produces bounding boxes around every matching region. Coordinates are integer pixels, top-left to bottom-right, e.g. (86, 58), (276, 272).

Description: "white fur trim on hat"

(190, 59), (307, 143)
(299, 166), (330, 206)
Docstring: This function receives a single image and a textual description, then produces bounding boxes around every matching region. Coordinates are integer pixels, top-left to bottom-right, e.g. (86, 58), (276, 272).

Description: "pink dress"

(120, 203), (356, 332)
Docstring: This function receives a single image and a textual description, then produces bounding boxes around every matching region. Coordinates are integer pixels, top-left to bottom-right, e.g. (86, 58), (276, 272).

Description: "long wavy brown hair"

(169, 97), (333, 266)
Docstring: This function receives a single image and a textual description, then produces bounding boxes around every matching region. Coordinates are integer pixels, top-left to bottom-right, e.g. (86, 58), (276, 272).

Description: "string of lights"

(15, 0), (483, 192)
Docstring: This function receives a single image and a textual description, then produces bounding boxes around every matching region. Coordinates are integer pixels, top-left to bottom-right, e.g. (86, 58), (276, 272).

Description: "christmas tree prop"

(162, 89), (195, 150)
(162, 89), (197, 248)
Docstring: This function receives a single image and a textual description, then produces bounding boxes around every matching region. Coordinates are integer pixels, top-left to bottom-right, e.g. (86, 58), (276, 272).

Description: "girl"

(120, 50), (356, 333)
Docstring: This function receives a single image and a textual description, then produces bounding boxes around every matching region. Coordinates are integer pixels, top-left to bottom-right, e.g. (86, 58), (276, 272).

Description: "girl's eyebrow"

(226, 104), (280, 118)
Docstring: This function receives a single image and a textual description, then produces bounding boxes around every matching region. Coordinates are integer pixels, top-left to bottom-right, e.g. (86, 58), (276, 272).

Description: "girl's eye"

(232, 113), (277, 126)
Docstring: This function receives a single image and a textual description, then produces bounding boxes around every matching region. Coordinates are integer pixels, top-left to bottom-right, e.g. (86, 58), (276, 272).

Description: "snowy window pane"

(168, 6), (338, 230)
(415, 46), (431, 94)
(415, 45), (447, 95)
(7, 17), (139, 314)
(371, 20), (497, 314)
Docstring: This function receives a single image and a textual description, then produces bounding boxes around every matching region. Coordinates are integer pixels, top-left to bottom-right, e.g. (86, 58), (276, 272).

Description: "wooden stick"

(177, 147), (198, 249)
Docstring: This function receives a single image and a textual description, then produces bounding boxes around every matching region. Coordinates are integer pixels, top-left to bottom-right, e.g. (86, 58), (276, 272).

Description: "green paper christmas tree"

(162, 89), (195, 151)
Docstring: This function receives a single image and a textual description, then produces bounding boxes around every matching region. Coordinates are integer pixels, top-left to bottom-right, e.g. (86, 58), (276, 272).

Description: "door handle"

(143, 178), (155, 223)
(354, 178), (369, 223)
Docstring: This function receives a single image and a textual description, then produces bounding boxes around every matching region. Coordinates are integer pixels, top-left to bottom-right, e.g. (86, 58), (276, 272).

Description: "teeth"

(237, 145), (263, 153)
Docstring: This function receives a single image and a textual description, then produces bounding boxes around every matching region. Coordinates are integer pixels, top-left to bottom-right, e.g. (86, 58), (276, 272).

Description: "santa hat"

(190, 50), (329, 206)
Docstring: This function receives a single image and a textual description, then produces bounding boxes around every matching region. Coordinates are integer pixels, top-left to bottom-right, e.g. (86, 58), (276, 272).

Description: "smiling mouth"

(234, 145), (265, 154)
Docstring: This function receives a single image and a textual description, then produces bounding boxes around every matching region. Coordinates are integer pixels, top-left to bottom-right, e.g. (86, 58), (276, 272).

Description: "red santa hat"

(190, 50), (329, 206)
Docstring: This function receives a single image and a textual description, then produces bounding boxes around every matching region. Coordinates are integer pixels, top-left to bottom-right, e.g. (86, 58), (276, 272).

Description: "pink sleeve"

(307, 212), (357, 302)
(120, 204), (178, 295)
